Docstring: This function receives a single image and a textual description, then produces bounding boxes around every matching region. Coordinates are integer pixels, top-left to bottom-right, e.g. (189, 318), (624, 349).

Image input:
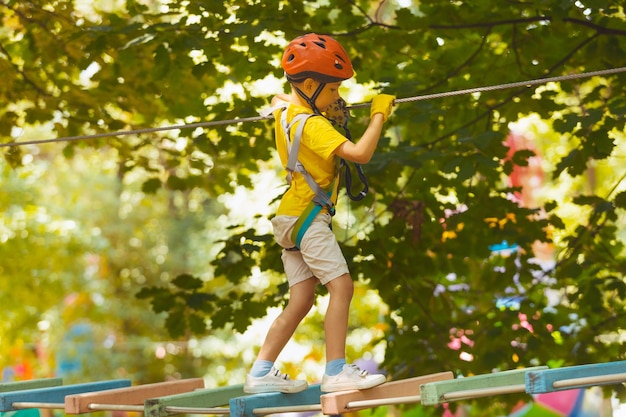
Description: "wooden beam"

(526, 361), (626, 394)
(0, 380), (131, 412)
(65, 378), (204, 414)
(0, 379), (63, 393)
(144, 384), (245, 417)
(420, 366), (548, 405)
(229, 385), (322, 417)
(321, 372), (454, 415)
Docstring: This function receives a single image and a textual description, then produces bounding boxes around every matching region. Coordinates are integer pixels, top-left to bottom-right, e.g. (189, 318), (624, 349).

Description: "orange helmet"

(282, 33), (354, 83)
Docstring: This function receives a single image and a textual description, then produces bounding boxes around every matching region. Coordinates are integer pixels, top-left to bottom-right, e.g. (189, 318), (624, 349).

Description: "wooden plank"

(321, 372), (454, 414)
(144, 384), (245, 417)
(229, 385), (321, 417)
(65, 378), (204, 414)
(420, 366), (547, 405)
(0, 379), (63, 393)
(0, 380), (131, 412)
(526, 361), (626, 394)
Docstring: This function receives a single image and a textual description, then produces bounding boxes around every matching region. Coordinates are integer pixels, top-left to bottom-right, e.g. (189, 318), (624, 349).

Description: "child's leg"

(324, 273), (354, 362)
(320, 273), (385, 392)
(245, 277), (316, 393)
(255, 276), (317, 362)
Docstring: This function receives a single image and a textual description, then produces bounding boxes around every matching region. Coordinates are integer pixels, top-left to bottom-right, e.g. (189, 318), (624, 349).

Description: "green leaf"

(188, 313), (207, 334)
(152, 292), (177, 314)
(172, 273), (203, 290)
(614, 191), (626, 209)
(142, 178), (162, 193)
(167, 175), (190, 191)
(588, 130), (614, 160)
(554, 148), (587, 178)
(165, 309), (186, 338)
(511, 149), (536, 167)
(187, 292), (214, 311)
(152, 44), (171, 79)
(553, 115), (580, 134)
(572, 195), (605, 206)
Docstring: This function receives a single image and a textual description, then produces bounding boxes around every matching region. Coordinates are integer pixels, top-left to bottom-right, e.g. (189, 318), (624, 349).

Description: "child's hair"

(282, 33), (354, 84)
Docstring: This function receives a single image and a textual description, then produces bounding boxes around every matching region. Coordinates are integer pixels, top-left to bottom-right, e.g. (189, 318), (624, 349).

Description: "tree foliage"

(2, 0), (626, 413)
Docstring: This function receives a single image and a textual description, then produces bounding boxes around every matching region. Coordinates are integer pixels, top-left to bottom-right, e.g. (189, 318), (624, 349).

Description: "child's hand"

(370, 94), (396, 122)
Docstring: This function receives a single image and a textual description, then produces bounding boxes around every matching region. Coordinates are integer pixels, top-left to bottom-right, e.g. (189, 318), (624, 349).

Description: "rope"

(351, 66), (626, 109)
(1, 67), (624, 149)
(0, 116), (264, 148)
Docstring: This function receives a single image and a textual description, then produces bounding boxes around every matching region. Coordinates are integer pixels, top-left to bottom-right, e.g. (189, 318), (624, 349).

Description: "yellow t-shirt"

(274, 104), (348, 216)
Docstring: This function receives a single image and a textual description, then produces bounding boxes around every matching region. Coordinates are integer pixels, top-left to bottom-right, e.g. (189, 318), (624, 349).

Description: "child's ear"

(303, 78), (318, 94)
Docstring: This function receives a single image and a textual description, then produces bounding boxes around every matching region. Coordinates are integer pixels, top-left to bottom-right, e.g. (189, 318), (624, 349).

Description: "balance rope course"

(1, 361), (626, 416)
(2, 69), (625, 416)
(0, 66), (624, 149)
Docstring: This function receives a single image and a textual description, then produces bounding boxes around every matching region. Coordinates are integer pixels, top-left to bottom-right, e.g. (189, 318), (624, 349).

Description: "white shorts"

(271, 213), (350, 287)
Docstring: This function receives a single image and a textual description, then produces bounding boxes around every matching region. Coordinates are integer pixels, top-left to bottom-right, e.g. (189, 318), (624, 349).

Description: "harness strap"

(290, 187), (334, 250)
(279, 107), (336, 250)
(283, 112), (310, 183)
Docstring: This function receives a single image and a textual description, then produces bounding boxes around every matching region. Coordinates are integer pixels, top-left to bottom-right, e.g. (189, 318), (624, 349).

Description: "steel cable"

(1, 67), (624, 149)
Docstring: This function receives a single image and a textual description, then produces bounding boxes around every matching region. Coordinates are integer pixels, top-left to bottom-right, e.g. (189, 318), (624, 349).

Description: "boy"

(245, 33), (394, 394)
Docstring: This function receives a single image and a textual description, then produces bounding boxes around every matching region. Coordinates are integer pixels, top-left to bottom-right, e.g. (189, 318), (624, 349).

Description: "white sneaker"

(321, 364), (386, 392)
(244, 367), (308, 394)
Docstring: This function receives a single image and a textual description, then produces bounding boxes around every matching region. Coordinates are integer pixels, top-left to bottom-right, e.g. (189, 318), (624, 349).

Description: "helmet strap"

(294, 82), (326, 115)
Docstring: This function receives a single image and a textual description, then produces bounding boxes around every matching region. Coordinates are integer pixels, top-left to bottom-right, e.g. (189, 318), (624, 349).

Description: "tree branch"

(430, 15), (626, 36)
(563, 17), (626, 36)
(430, 16), (550, 30)
(0, 43), (50, 97)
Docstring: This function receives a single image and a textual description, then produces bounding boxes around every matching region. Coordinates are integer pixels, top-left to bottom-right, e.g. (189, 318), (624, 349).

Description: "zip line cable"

(350, 66), (626, 109)
(1, 66), (625, 149)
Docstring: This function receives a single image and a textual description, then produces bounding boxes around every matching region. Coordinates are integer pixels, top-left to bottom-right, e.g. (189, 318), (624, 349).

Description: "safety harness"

(275, 99), (368, 250)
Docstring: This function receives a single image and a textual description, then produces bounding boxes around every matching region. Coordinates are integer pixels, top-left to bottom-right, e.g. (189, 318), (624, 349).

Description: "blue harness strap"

(291, 188), (334, 249)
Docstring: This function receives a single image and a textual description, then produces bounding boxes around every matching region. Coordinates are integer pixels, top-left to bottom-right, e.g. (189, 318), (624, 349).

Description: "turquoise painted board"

(526, 360), (626, 393)
(0, 380), (131, 412)
(229, 385), (321, 417)
(421, 367), (547, 405)
(0, 379), (63, 394)
(0, 408), (41, 417)
(144, 384), (245, 417)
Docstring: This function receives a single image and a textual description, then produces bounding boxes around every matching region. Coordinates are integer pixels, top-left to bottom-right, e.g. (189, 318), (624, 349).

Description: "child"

(244, 33), (395, 394)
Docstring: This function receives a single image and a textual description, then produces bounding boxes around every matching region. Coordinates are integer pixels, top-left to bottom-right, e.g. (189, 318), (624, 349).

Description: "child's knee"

(287, 291), (315, 317)
(327, 274), (354, 299)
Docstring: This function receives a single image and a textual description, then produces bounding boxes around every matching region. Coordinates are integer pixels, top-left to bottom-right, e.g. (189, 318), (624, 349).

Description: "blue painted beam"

(526, 361), (626, 393)
(0, 380), (131, 412)
(229, 385), (321, 417)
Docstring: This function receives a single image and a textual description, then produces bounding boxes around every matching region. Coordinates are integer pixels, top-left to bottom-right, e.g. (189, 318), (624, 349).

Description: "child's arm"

(335, 94), (395, 164)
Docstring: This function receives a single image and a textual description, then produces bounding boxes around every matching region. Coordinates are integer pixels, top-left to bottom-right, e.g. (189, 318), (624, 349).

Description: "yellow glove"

(370, 94), (396, 122)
